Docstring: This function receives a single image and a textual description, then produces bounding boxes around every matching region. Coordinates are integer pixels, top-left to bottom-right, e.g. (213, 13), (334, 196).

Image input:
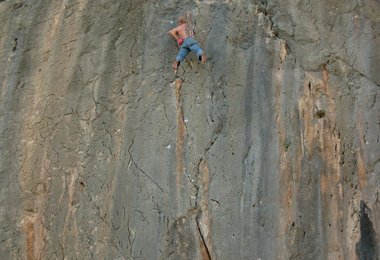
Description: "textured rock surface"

(0, 0), (379, 259)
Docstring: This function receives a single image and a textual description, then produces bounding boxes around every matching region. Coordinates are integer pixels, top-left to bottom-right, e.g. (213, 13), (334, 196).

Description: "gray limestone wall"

(0, 0), (379, 259)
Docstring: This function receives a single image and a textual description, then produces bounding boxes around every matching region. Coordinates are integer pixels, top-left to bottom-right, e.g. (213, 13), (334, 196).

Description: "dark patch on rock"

(356, 201), (378, 260)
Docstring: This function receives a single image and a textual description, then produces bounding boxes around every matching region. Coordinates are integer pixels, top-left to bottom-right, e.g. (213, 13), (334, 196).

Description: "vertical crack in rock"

(174, 79), (187, 213)
(356, 201), (378, 259)
(191, 119), (223, 260)
(127, 219), (136, 259)
(171, 75), (217, 258)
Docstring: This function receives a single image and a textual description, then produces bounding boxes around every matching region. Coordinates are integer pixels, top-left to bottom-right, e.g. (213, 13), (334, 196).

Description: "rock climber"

(168, 15), (206, 73)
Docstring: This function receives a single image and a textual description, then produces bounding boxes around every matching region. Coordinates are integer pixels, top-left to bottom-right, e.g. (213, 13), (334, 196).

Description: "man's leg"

(174, 46), (190, 71)
(189, 42), (206, 64)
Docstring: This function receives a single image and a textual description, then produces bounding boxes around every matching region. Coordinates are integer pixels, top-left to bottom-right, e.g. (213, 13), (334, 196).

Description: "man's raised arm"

(168, 27), (178, 40)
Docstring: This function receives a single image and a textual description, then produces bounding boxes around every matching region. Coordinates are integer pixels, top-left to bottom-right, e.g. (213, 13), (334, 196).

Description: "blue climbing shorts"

(176, 37), (203, 62)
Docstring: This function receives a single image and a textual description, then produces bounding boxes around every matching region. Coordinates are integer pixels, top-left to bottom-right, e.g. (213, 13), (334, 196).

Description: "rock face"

(0, 0), (379, 259)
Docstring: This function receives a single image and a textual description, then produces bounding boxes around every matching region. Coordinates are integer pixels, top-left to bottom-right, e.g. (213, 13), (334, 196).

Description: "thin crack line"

(128, 144), (165, 193)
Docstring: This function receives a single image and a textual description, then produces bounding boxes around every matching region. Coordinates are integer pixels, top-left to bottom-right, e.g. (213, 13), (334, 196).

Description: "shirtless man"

(168, 16), (206, 73)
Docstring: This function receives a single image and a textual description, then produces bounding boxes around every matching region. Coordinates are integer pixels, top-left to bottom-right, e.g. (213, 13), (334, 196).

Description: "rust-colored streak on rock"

(15, 2), (88, 257)
(25, 217), (35, 260)
(196, 220), (211, 260)
(297, 66), (343, 257)
(356, 151), (367, 189)
(275, 40), (293, 209)
(321, 66), (344, 258)
(320, 66), (342, 197)
(175, 79), (186, 210)
(356, 115), (367, 189)
(23, 212), (46, 260)
(20, 151), (50, 260)
(198, 159), (214, 260)
(274, 40), (298, 256)
(321, 66), (341, 188)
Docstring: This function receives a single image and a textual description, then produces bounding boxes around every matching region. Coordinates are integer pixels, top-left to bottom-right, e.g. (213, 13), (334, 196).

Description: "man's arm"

(168, 28), (178, 40)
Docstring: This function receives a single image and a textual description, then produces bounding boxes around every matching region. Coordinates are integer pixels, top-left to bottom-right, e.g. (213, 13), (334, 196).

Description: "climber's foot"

(172, 61), (179, 73)
(200, 54), (206, 64)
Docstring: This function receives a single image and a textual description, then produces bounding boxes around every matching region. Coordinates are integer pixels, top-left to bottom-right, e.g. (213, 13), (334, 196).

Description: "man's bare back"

(168, 23), (190, 41)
